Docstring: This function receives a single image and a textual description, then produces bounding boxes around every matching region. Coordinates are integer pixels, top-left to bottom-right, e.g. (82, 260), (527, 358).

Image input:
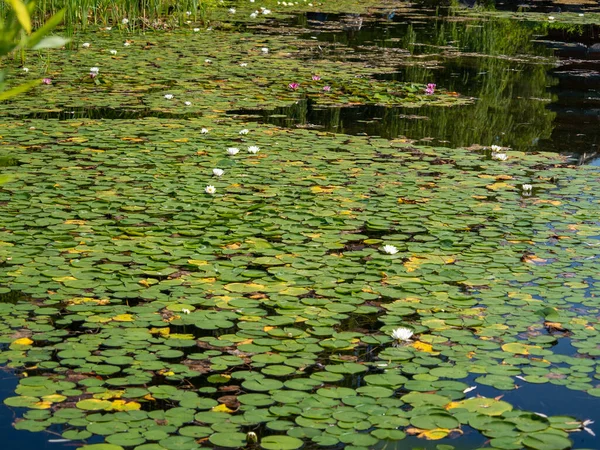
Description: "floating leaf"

(260, 435), (304, 449)
(76, 399), (113, 411)
(447, 397), (513, 416)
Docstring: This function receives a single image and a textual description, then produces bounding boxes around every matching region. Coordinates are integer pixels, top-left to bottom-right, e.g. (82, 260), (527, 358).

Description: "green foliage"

(1, 0), (219, 31)
(0, 0), (66, 189)
(0, 2), (598, 449)
(0, 0), (66, 99)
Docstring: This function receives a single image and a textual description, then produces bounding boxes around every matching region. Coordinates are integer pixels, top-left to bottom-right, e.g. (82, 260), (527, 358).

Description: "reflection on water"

(241, 7), (600, 162)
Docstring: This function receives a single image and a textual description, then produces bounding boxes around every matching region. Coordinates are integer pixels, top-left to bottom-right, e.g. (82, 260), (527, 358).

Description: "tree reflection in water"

(237, 14), (560, 153)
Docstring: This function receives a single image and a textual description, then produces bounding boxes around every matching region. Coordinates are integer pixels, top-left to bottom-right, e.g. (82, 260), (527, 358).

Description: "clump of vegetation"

(1, 0), (219, 31)
(0, 0), (66, 98)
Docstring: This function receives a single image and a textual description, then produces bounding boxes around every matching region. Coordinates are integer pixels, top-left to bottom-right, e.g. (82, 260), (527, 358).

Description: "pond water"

(233, 5), (600, 164)
(0, 1), (600, 450)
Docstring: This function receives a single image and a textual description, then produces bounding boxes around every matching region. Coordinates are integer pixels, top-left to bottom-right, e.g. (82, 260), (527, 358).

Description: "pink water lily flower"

(42, 78), (52, 85)
(312, 75), (321, 81)
(288, 82), (299, 90)
(425, 83), (436, 95)
(323, 85), (331, 92)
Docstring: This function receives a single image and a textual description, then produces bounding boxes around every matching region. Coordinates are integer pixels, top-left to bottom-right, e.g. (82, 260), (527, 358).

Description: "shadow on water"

(7, 107), (200, 121)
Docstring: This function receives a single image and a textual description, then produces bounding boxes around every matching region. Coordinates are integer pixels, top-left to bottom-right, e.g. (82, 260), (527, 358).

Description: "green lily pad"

(260, 435), (304, 449)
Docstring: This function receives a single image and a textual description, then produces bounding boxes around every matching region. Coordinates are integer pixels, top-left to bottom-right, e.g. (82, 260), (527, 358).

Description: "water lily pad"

(209, 432), (247, 448)
(81, 445), (124, 450)
(260, 435), (304, 449)
(77, 399), (113, 411)
(522, 432), (572, 450)
(448, 398), (513, 416)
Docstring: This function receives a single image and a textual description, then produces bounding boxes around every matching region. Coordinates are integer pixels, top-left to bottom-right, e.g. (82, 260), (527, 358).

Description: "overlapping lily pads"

(0, 1), (599, 450)
(0, 114), (597, 448)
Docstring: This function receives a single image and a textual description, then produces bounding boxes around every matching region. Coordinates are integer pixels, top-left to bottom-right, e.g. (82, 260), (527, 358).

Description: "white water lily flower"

(548, 16), (555, 20)
(186, 11), (191, 16)
(213, 168), (224, 177)
(228, 7), (236, 13)
(105, 26), (112, 30)
(164, 94), (173, 100)
(490, 145), (502, 152)
(261, 47), (269, 53)
(124, 42), (131, 46)
(240, 63), (248, 67)
(492, 152), (508, 161)
(262, 8), (271, 14)
(382, 244), (398, 255)
(82, 42), (90, 48)
(239, 129), (249, 135)
(205, 58), (212, 63)
(201, 128), (209, 134)
(181, 308), (190, 314)
(246, 432), (258, 445)
(522, 184), (532, 191)
(391, 327), (413, 342)
(90, 67), (99, 75)
(227, 147), (240, 155)
(122, 18), (129, 24)
(250, 12), (257, 18)
(184, 101), (192, 106)
(193, 28), (200, 32)
(248, 146), (260, 154)
(22, 67), (29, 72)
(110, 49), (117, 55)
(582, 419), (595, 436)
(205, 185), (216, 194)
